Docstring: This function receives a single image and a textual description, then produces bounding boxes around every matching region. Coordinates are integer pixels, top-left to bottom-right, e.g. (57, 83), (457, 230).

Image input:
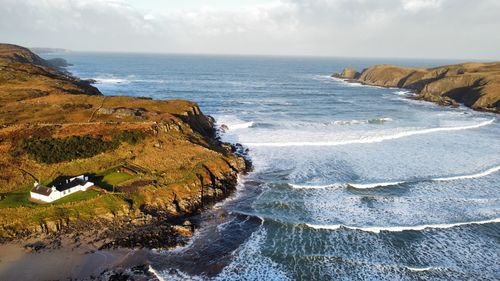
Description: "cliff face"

(333, 62), (500, 113)
(0, 44), (248, 243)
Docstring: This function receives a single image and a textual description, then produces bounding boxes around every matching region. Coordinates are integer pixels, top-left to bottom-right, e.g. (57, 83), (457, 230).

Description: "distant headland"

(333, 62), (500, 113)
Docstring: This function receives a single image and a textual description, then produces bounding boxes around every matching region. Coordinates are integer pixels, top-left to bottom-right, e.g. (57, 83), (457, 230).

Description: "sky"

(1, 0), (499, 59)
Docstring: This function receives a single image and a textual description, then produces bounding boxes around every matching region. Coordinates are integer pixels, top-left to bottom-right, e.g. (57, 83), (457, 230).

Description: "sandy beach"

(0, 237), (150, 280)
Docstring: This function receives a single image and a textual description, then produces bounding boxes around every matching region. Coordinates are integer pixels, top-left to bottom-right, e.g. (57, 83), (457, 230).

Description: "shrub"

(113, 130), (146, 145)
(21, 135), (119, 164)
(19, 130), (146, 164)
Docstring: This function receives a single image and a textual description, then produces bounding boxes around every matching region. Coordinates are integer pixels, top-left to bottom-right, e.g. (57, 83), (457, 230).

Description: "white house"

(30, 175), (94, 203)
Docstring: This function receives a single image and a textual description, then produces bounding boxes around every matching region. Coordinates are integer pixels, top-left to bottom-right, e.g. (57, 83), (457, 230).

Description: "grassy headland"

(332, 62), (500, 113)
(0, 43), (248, 245)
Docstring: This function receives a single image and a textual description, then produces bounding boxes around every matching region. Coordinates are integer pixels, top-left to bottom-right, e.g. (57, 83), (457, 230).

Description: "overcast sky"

(1, 0), (499, 59)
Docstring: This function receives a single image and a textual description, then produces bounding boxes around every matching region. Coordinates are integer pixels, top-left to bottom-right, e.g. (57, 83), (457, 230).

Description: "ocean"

(44, 52), (499, 280)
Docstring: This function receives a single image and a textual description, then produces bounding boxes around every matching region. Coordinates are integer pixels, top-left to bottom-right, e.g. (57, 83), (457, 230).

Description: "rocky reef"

(0, 43), (249, 248)
(332, 62), (500, 113)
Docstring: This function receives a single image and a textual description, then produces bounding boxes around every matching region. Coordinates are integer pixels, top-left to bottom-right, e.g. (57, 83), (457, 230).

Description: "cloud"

(402, 0), (443, 12)
(0, 0), (499, 59)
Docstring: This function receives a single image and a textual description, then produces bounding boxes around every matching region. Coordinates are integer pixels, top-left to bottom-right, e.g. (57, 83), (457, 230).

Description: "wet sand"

(0, 238), (149, 280)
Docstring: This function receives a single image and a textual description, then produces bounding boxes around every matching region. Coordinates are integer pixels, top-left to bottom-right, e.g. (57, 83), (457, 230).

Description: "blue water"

(45, 53), (500, 280)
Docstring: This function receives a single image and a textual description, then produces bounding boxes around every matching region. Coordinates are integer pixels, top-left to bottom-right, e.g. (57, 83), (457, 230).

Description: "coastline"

(0, 44), (252, 280)
(332, 63), (500, 113)
(0, 143), (251, 281)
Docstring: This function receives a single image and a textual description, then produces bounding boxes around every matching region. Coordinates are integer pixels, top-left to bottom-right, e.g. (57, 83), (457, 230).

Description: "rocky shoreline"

(0, 43), (252, 280)
(332, 63), (500, 113)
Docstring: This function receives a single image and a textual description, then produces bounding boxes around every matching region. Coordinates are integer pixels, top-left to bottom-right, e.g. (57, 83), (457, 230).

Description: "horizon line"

(33, 48), (497, 63)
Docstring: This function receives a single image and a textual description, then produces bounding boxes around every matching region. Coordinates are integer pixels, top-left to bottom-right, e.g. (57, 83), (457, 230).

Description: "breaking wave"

(306, 218), (500, 233)
(394, 90), (412, 96)
(292, 164), (500, 190)
(228, 121), (254, 130)
(332, 117), (393, 125)
(245, 119), (494, 147)
(433, 165), (500, 181)
(347, 181), (405, 189)
(218, 121), (254, 131)
(289, 183), (341, 189)
(405, 267), (439, 272)
(92, 75), (168, 84)
(93, 77), (129, 84)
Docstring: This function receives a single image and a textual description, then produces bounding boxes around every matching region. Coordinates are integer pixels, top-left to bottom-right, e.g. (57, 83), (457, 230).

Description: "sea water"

(44, 53), (499, 280)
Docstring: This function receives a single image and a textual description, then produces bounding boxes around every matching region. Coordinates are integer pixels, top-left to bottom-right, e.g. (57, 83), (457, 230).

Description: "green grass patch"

(102, 171), (135, 186)
(53, 189), (101, 205)
(93, 168), (137, 191)
(0, 192), (36, 208)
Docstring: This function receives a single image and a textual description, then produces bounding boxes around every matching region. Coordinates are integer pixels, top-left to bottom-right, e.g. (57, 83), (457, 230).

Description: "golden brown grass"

(0, 44), (246, 238)
(352, 62), (500, 112)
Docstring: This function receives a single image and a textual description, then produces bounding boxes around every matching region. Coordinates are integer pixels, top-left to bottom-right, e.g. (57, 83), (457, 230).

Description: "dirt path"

(88, 96), (107, 122)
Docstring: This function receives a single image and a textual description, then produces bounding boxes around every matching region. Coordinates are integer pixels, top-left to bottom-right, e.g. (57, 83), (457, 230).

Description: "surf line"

(245, 119), (495, 147)
(306, 218), (500, 233)
(290, 164), (500, 190)
(433, 165), (500, 181)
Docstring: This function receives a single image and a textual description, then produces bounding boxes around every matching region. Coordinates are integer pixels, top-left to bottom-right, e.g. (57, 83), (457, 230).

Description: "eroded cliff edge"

(332, 63), (500, 113)
(0, 44), (248, 247)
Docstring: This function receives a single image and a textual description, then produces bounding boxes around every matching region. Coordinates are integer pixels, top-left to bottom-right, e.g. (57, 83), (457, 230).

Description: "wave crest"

(433, 165), (500, 182)
(347, 181), (404, 189)
(294, 164), (500, 190)
(289, 183), (341, 189)
(306, 218), (500, 233)
(245, 119), (495, 147)
(406, 266), (438, 272)
(333, 118), (393, 125)
(219, 121), (254, 131)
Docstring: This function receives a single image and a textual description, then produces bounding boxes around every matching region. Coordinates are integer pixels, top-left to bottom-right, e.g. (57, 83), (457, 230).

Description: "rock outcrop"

(332, 67), (360, 80)
(333, 62), (500, 113)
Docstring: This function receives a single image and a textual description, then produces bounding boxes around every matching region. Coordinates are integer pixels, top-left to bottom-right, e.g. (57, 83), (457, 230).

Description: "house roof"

(31, 184), (52, 196)
(53, 177), (87, 192)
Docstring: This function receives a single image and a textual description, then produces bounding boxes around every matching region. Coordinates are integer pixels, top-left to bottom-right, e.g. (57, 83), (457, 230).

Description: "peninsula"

(333, 62), (500, 113)
(0, 43), (248, 249)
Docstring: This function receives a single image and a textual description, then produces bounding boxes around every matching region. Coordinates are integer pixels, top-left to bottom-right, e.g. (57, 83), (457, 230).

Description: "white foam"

(406, 266), (436, 272)
(148, 265), (167, 281)
(433, 165), (500, 182)
(227, 121), (254, 130)
(215, 115), (254, 132)
(92, 76), (167, 84)
(331, 77), (393, 89)
(333, 118), (393, 125)
(215, 227), (292, 281)
(348, 181), (405, 189)
(301, 164), (500, 190)
(289, 183), (341, 189)
(245, 119), (495, 147)
(216, 217), (237, 232)
(94, 77), (129, 84)
(394, 90), (411, 96)
(306, 217), (500, 233)
(311, 75), (335, 82)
